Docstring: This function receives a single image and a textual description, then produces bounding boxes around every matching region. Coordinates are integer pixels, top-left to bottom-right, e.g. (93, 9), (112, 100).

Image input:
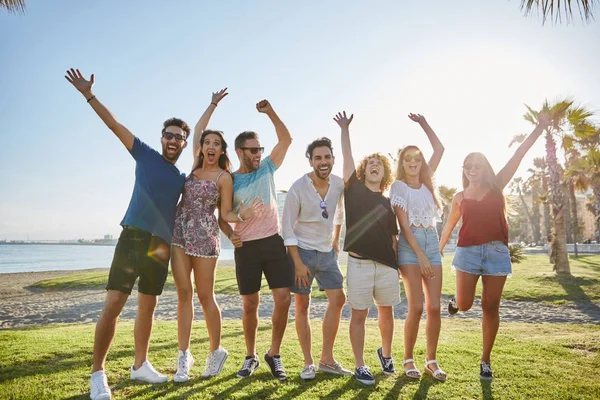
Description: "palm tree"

(523, 169), (543, 244)
(0, 0), (25, 13)
(508, 177), (540, 243)
(437, 185), (458, 237)
(529, 157), (552, 242)
(521, 0), (596, 24)
(523, 100), (572, 274)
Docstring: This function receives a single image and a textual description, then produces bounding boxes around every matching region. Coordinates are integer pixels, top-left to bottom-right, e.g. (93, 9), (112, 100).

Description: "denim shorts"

(398, 227), (442, 266)
(452, 241), (512, 276)
(291, 248), (343, 295)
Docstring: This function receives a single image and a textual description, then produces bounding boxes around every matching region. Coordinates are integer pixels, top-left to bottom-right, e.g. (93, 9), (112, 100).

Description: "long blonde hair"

(396, 145), (440, 209)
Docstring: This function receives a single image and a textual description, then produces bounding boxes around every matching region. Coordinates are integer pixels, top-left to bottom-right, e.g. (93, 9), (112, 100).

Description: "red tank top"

(457, 190), (508, 247)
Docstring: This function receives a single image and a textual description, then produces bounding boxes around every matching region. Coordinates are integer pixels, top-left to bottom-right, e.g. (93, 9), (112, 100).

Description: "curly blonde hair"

(356, 153), (394, 191)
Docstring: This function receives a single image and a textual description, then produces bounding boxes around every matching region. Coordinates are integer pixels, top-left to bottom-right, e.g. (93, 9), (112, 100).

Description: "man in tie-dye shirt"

(231, 99), (294, 381)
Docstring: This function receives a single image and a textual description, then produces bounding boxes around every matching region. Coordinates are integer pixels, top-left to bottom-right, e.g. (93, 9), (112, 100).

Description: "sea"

(0, 244), (235, 274)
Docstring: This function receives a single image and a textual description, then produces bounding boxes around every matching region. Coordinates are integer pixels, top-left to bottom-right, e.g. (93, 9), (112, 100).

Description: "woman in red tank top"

(439, 112), (550, 380)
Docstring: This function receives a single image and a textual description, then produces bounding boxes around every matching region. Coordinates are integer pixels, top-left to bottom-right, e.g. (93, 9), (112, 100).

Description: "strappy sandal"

(402, 359), (421, 379)
(424, 359), (447, 382)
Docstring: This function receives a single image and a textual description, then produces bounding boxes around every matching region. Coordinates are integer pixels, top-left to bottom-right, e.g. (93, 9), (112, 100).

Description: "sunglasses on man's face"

(240, 147), (265, 155)
(162, 132), (187, 142)
(320, 200), (329, 219)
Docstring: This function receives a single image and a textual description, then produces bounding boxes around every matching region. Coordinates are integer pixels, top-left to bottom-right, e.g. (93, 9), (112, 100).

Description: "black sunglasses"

(320, 200), (329, 219)
(162, 132), (187, 142)
(240, 147), (265, 155)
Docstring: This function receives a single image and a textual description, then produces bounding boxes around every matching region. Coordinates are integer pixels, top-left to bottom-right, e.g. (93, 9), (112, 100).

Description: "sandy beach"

(1, 255), (599, 330)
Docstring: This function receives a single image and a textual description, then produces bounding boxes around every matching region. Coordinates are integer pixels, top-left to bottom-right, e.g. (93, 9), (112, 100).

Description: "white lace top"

(389, 180), (442, 227)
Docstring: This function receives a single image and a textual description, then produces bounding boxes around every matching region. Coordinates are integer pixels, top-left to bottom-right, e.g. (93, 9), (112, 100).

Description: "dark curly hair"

(162, 117), (191, 138)
(306, 137), (333, 159)
(356, 153), (394, 191)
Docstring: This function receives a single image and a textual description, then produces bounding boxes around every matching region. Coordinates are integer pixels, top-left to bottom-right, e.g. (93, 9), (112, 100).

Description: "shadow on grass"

(481, 379), (494, 400)
(383, 374), (417, 399)
(411, 375), (441, 400)
(555, 274), (600, 323)
(0, 325), (271, 384)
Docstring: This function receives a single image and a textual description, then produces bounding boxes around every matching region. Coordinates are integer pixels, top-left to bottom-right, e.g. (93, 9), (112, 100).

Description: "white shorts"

(346, 256), (401, 310)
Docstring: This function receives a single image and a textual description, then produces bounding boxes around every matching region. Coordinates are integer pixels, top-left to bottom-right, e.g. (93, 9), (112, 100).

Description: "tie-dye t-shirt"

(232, 156), (279, 241)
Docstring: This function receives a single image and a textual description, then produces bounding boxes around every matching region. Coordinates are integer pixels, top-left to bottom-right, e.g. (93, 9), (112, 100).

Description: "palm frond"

(0, 0), (26, 14)
(521, 0), (596, 24)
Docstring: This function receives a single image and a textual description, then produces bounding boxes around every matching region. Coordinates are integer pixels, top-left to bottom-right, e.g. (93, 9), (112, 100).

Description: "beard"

(162, 146), (183, 162)
(313, 165), (332, 180)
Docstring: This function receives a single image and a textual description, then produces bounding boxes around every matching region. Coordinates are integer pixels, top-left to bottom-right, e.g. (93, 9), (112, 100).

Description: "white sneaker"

(300, 364), (317, 380)
(174, 350), (195, 383)
(202, 346), (229, 377)
(130, 360), (168, 383)
(90, 370), (112, 400)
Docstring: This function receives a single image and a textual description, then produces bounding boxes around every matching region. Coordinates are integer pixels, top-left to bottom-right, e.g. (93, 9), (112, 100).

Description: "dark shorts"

(106, 227), (171, 296)
(234, 233), (294, 295)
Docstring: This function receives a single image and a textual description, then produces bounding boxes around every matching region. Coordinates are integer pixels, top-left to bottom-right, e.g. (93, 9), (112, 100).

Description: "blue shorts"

(398, 227), (442, 266)
(291, 248), (343, 295)
(452, 241), (512, 276)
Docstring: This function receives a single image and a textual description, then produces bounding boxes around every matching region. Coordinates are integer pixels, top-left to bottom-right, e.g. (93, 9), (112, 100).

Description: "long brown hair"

(462, 152), (505, 209)
(194, 130), (232, 173)
(396, 145), (440, 209)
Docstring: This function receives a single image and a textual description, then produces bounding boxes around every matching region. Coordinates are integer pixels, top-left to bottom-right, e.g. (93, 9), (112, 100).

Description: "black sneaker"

(264, 351), (287, 381)
(480, 362), (493, 380)
(376, 347), (396, 375)
(236, 355), (260, 378)
(448, 296), (459, 316)
(354, 366), (375, 385)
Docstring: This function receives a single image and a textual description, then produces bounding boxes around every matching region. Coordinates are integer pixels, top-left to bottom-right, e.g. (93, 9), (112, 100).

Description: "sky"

(1, 0), (599, 240)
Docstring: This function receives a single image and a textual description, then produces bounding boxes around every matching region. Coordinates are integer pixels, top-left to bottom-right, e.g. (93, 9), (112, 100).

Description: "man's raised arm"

(257, 100), (292, 168)
(65, 68), (134, 150)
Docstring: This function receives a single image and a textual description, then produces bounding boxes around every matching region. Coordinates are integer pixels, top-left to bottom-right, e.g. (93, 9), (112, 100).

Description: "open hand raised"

(211, 88), (228, 105)
(333, 111), (354, 129)
(65, 68), (94, 93)
(408, 113), (427, 124)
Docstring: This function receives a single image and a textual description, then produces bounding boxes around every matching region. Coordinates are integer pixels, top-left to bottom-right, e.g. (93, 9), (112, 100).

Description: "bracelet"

(86, 96), (96, 103)
(211, 102), (218, 107)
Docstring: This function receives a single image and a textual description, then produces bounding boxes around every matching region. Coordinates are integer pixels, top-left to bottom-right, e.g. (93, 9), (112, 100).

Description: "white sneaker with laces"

(300, 364), (317, 380)
(174, 350), (195, 383)
(90, 370), (111, 400)
(202, 346), (228, 377)
(130, 360), (168, 383)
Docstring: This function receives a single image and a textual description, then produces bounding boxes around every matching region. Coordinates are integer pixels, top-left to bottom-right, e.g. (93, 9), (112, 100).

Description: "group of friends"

(65, 68), (551, 400)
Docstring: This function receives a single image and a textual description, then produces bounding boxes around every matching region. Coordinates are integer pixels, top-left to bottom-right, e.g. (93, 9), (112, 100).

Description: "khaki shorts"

(346, 256), (401, 310)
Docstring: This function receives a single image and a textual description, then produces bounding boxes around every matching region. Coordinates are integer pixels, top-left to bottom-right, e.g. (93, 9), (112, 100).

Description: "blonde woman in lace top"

(390, 113), (446, 381)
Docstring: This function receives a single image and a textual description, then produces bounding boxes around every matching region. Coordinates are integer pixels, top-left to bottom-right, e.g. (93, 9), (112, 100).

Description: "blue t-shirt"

(120, 137), (186, 243)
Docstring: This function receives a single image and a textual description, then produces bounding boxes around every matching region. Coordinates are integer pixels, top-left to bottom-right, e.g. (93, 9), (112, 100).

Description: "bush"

(509, 243), (526, 264)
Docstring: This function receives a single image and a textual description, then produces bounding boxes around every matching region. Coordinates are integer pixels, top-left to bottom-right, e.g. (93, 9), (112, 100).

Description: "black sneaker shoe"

(448, 296), (459, 316)
(354, 366), (375, 385)
(236, 355), (260, 378)
(480, 362), (493, 380)
(376, 347), (396, 375)
(264, 351), (287, 381)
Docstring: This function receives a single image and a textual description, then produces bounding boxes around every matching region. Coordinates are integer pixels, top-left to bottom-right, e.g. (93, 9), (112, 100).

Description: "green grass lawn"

(1, 319), (599, 399)
(30, 255), (600, 304)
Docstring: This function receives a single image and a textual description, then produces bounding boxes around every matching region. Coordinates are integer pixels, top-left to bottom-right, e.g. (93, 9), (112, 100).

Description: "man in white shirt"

(281, 137), (352, 380)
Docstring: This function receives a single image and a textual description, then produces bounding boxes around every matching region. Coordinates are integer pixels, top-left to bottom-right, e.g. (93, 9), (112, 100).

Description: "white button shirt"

(282, 173), (345, 252)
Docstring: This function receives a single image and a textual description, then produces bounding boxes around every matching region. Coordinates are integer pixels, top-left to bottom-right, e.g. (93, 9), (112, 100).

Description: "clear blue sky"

(1, 0), (599, 240)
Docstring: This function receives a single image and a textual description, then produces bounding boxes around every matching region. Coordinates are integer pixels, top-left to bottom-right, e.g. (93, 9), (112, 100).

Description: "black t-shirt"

(343, 171), (399, 268)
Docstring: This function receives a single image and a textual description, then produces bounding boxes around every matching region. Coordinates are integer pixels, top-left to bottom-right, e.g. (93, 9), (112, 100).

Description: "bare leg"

(192, 257), (221, 352)
(423, 265), (443, 373)
(268, 287), (291, 356)
(242, 292), (260, 357)
(320, 288), (346, 364)
(134, 293), (158, 369)
(377, 305), (394, 358)
(171, 246), (194, 352)
(399, 265), (424, 373)
(455, 269), (480, 311)
(294, 293), (313, 366)
(92, 290), (129, 372)
(480, 275), (507, 364)
(349, 308), (369, 368)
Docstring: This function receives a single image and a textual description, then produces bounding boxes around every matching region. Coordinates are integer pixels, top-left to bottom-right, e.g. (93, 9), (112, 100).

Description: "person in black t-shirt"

(334, 111), (400, 385)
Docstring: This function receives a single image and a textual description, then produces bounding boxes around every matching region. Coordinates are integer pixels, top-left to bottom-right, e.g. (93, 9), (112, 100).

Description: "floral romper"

(172, 171), (226, 257)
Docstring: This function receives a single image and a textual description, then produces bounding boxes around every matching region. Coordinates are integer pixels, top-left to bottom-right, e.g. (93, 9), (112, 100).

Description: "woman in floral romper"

(171, 89), (259, 381)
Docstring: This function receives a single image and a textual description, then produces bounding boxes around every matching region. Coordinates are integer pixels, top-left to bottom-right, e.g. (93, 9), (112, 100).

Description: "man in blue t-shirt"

(65, 69), (233, 400)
